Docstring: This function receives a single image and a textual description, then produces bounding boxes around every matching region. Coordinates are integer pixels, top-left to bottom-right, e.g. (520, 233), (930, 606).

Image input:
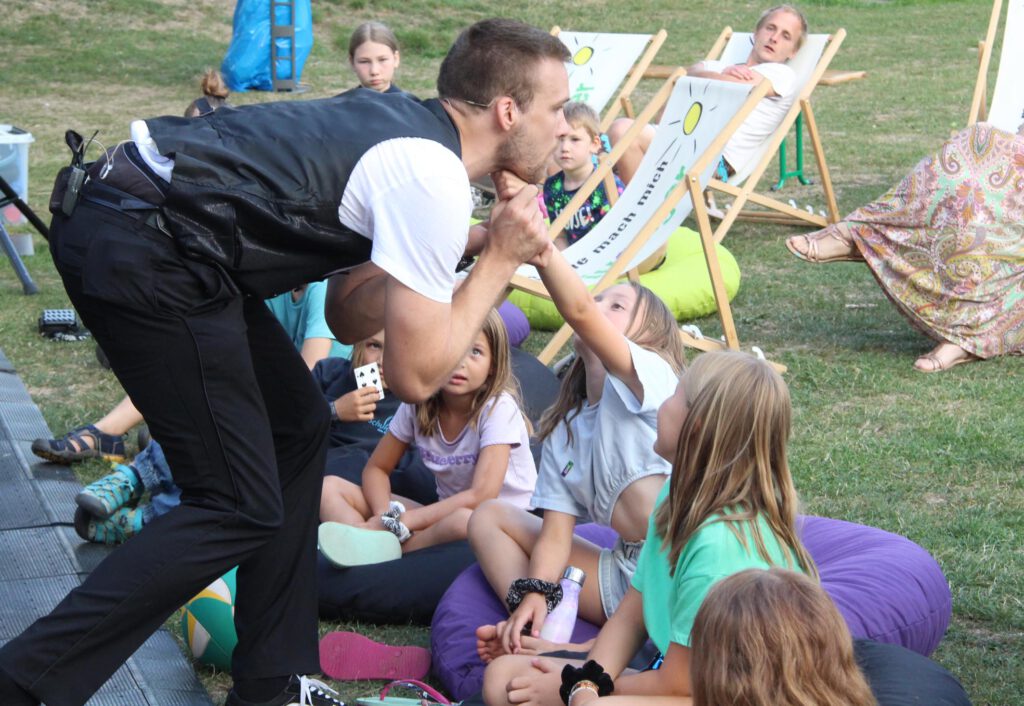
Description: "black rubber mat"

(0, 369), (32, 404)
(0, 399), (51, 441)
(0, 436), (26, 483)
(0, 575), (80, 639)
(0, 478), (48, 529)
(31, 464), (80, 526)
(0, 527), (80, 580)
(0, 346), (212, 705)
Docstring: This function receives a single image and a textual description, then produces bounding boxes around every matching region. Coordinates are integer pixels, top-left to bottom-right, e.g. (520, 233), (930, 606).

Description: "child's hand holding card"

(354, 361), (385, 400)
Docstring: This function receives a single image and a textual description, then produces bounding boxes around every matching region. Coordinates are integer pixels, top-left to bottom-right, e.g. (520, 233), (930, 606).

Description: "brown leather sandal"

(913, 344), (978, 373)
(786, 225), (862, 263)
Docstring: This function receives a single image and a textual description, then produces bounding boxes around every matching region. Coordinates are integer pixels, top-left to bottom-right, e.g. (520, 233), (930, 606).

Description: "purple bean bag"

(798, 515), (951, 659)
(498, 301), (530, 348)
(430, 517), (951, 701)
(431, 524), (615, 700)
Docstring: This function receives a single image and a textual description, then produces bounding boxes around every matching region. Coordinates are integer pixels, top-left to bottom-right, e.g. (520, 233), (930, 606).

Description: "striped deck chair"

(507, 71), (781, 366)
(969, 0), (1024, 133)
(703, 28), (846, 241)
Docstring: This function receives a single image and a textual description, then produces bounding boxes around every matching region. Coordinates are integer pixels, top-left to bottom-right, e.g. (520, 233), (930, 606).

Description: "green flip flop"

(317, 522), (402, 568)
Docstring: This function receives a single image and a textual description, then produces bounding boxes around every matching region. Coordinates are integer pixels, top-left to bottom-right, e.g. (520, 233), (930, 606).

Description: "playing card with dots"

(354, 361), (384, 400)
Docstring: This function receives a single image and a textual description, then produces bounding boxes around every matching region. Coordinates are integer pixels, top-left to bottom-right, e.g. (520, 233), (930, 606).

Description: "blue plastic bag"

(221, 0), (313, 91)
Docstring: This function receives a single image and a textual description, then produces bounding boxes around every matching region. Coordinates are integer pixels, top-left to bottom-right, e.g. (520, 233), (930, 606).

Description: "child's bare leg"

(469, 500), (545, 602)
(469, 500), (606, 658)
(95, 396), (145, 437)
(483, 654), (581, 706)
(402, 507), (471, 552)
(319, 475), (370, 524)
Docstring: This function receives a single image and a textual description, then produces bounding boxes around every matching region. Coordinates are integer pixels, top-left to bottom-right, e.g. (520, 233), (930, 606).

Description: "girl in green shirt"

(482, 351), (818, 706)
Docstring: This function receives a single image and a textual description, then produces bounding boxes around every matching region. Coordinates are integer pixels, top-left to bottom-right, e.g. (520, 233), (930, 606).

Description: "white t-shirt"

(531, 339), (678, 526)
(341, 138), (471, 304)
(131, 122), (471, 304)
(700, 60), (797, 176)
(388, 392), (537, 509)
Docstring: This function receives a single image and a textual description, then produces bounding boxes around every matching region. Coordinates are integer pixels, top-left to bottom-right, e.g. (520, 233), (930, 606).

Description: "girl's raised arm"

(536, 248), (644, 400)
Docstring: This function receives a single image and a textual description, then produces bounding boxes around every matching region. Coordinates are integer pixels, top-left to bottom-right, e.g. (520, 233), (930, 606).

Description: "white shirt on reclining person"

(699, 60), (797, 177)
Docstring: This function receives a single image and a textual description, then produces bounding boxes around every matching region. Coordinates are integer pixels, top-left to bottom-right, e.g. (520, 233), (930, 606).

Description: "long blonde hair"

(415, 309), (528, 436)
(691, 568), (876, 706)
(654, 351), (815, 577)
(537, 282), (685, 444)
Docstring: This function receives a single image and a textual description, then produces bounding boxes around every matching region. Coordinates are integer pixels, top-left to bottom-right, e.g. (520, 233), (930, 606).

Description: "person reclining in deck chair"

(607, 4), (806, 185)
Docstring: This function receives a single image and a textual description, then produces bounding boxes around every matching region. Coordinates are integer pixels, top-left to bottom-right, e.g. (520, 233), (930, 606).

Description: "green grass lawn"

(2, 0), (1022, 704)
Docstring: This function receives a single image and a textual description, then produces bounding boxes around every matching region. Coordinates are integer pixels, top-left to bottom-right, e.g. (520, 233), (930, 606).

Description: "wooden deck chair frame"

(969, 0), (1002, 125)
(968, 0), (1024, 132)
(551, 27), (668, 132)
(702, 27), (846, 242)
(507, 71), (784, 369)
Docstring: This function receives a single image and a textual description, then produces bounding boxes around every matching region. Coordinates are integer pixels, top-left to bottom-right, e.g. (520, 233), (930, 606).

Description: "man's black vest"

(146, 91), (461, 298)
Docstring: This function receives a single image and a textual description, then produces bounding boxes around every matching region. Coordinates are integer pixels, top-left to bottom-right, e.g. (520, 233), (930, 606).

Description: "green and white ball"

(181, 567), (237, 670)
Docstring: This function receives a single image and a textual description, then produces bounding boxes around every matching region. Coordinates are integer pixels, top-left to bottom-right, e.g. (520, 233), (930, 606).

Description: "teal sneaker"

(74, 505), (145, 545)
(75, 465), (143, 519)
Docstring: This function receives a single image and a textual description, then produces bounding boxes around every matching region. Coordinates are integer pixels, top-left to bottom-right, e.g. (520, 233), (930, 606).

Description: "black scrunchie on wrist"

(505, 577), (563, 614)
(559, 660), (614, 705)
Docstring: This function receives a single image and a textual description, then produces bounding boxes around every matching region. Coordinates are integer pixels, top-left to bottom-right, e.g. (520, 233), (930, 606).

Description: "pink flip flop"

(319, 631), (431, 681)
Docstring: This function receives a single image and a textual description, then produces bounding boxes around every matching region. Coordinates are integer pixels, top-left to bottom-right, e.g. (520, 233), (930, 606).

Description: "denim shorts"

(597, 536), (644, 618)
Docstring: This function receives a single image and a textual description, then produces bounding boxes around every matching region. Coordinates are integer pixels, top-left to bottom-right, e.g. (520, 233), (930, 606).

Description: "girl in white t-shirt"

(471, 246), (685, 659)
(318, 309), (536, 566)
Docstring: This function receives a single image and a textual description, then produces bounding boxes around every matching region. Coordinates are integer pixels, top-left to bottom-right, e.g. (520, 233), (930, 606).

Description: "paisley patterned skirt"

(811, 124), (1024, 358)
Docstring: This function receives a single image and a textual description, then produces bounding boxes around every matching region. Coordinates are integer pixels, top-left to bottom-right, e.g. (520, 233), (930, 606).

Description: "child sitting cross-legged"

(544, 102), (624, 250)
(317, 309), (536, 566)
(481, 351), (820, 706)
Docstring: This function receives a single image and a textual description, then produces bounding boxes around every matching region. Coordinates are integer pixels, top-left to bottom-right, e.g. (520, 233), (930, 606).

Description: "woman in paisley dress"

(786, 122), (1024, 372)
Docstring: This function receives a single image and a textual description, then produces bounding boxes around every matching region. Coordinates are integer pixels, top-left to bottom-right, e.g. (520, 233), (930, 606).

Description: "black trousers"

(0, 200), (326, 705)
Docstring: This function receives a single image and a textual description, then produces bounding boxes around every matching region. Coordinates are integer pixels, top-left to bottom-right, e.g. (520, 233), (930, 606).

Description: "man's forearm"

(383, 250), (519, 402)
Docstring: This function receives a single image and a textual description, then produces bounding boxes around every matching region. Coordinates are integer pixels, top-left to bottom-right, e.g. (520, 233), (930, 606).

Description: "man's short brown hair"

(437, 19), (570, 111)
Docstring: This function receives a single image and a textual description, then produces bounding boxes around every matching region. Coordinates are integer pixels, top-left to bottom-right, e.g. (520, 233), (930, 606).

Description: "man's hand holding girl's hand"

(486, 170), (551, 267)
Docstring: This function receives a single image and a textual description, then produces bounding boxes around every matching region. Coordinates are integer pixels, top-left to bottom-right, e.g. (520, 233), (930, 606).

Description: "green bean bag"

(508, 227), (740, 330)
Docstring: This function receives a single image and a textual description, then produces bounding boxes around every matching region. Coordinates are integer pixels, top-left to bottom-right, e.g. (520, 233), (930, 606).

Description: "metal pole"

(0, 221), (38, 295)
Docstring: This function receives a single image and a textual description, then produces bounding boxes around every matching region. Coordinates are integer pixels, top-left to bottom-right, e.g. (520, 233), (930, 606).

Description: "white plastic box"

(0, 125), (35, 227)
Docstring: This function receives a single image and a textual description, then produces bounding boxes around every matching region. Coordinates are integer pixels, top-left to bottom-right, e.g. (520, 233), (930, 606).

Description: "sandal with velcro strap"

(31, 424), (126, 465)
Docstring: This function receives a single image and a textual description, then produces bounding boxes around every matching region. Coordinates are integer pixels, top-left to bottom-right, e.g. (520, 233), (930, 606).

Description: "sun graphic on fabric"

(683, 102), (703, 135)
(572, 46), (594, 65)
(563, 34), (605, 81)
(659, 80), (721, 160)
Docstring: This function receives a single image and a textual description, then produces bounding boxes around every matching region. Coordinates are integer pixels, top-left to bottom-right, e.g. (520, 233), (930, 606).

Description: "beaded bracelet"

(559, 660), (614, 705)
(505, 577), (563, 614)
(567, 680), (599, 706)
